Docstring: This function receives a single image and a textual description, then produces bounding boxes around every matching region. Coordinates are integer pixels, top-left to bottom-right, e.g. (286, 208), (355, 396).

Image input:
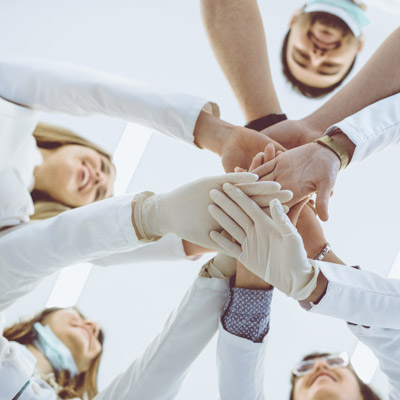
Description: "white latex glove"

(133, 172), (286, 252)
(199, 252), (236, 279)
(208, 183), (319, 300)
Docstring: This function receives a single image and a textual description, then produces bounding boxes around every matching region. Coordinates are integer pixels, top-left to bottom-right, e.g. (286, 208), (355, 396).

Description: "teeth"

(81, 166), (89, 189)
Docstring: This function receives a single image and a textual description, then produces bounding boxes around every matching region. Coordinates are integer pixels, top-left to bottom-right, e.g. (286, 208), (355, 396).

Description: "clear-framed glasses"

(291, 352), (350, 377)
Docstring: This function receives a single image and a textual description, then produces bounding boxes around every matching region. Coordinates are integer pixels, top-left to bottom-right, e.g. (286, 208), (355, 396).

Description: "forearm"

(235, 261), (273, 290)
(193, 110), (232, 155)
(0, 195), (142, 309)
(306, 27), (400, 133)
(201, 0), (281, 122)
(182, 239), (213, 258)
(0, 58), (214, 145)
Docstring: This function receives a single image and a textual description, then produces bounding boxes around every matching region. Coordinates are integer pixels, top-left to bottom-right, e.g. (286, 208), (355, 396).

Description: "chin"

(309, 387), (344, 400)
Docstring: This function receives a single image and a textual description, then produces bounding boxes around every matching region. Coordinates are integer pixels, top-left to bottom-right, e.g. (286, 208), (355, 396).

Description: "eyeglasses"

(291, 353), (350, 377)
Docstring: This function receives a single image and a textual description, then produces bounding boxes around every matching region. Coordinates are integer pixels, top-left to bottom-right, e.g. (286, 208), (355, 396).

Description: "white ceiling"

(2, 0), (399, 398)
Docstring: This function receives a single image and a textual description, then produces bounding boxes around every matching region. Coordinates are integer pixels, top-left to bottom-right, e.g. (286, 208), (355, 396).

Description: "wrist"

(304, 271), (328, 304)
(326, 128), (356, 163)
(193, 111), (232, 155)
(131, 201), (143, 240)
(300, 116), (325, 143)
(235, 262), (273, 290)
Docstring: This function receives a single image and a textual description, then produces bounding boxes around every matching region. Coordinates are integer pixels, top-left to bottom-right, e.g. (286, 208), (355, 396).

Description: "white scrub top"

(0, 57), (218, 230)
(0, 274), (230, 400)
(0, 58), (218, 310)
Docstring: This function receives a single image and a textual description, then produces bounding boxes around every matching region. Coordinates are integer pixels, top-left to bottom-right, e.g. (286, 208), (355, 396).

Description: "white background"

(1, 0), (400, 398)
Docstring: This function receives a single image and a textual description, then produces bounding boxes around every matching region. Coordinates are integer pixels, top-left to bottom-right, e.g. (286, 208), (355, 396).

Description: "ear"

(289, 9), (302, 27)
(357, 34), (365, 53)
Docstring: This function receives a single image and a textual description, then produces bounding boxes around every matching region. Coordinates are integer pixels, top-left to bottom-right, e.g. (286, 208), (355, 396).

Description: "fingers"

(263, 143), (276, 163)
(315, 180), (334, 222)
(250, 191), (292, 208)
(208, 204), (246, 244)
(217, 172), (259, 185)
(252, 159), (277, 181)
(249, 152), (264, 171)
(263, 204), (290, 217)
(222, 183), (271, 223)
(210, 231), (241, 258)
(234, 167), (247, 173)
(270, 198), (298, 236)
(235, 181), (281, 195)
(209, 189), (253, 234)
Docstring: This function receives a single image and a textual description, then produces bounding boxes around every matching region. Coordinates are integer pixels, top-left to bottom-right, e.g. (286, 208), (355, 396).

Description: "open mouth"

(311, 372), (337, 385)
(309, 31), (340, 50)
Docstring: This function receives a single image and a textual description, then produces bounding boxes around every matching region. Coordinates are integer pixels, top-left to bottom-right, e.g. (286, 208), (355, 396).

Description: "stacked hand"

(220, 126), (285, 172)
(253, 142), (340, 221)
(133, 172), (292, 253)
(208, 184), (320, 301)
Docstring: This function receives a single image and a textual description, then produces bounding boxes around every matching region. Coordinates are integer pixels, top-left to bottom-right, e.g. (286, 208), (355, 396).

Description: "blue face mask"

(304, 0), (370, 37)
(33, 322), (79, 377)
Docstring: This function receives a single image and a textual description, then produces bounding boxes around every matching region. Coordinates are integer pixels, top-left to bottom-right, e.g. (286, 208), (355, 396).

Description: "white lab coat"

(299, 263), (400, 399)
(0, 274), (232, 400)
(0, 58), (217, 309)
(213, 94), (400, 400)
(299, 93), (400, 329)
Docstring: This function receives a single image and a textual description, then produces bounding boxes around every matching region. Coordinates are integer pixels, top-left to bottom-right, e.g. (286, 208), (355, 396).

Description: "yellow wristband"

(313, 135), (349, 170)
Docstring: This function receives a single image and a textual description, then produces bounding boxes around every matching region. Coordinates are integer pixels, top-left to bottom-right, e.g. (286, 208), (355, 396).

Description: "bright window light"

(351, 341), (379, 383)
(389, 246), (400, 279)
(46, 263), (93, 308)
(46, 124), (152, 307)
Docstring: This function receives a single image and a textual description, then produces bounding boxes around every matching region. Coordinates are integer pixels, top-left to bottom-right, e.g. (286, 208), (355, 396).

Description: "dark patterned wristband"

(245, 113), (288, 132)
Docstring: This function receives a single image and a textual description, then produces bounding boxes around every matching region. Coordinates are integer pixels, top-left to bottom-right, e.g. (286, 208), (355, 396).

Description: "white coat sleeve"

(0, 195), (145, 310)
(301, 262), (400, 329)
(216, 323), (267, 400)
(348, 324), (400, 400)
(0, 58), (219, 146)
(0, 313), (35, 400)
(93, 276), (229, 400)
(326, 93), (400, 164)
(91, 234), (187, 266)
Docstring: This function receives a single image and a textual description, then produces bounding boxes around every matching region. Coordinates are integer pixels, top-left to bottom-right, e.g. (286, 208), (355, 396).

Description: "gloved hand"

(133, 172), (291, 252)
(208, 183), (319, 300)
(199, 252), (236, 279)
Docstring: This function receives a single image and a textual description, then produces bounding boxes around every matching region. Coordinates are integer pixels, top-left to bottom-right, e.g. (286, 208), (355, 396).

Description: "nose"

(94, 169), (107, 186)
(311, 358), (331, 372)
(86, 320), (100, 339)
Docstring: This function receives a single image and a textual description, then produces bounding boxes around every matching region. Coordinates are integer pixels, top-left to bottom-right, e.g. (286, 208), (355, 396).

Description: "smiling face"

(34, 144), (116, 207)
(43, 309), (102, 373)
(292, 357), (363, 400)
(286, 11), (363, 89)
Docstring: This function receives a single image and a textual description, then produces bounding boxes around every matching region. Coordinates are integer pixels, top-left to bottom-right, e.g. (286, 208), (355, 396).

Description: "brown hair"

(4, 307), (104, 400)
(31, 123), (114, 220)
(281, 29), (357, 98)
(289, 352), (381, 400)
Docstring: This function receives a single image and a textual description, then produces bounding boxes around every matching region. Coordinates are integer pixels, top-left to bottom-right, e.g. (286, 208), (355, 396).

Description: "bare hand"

(220, 126), (285, 172)
(252, 142), (340, 221)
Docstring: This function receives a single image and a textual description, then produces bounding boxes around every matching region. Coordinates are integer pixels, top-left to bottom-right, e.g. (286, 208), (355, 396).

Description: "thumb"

(270, 199), (297, 236)
(215, 172), (258, 185)
(315, 180), (334, 222)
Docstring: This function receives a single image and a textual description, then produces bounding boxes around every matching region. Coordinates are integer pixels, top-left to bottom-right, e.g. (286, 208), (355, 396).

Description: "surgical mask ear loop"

(33, 322), (79, 377)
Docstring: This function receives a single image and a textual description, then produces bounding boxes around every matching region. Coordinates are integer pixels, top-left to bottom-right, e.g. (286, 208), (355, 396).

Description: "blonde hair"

(31, 123), (113, 220)
(4, 307), (104, 399)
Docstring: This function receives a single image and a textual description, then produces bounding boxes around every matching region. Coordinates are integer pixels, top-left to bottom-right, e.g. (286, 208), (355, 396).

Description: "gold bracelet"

(313, 135), (349, 170)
